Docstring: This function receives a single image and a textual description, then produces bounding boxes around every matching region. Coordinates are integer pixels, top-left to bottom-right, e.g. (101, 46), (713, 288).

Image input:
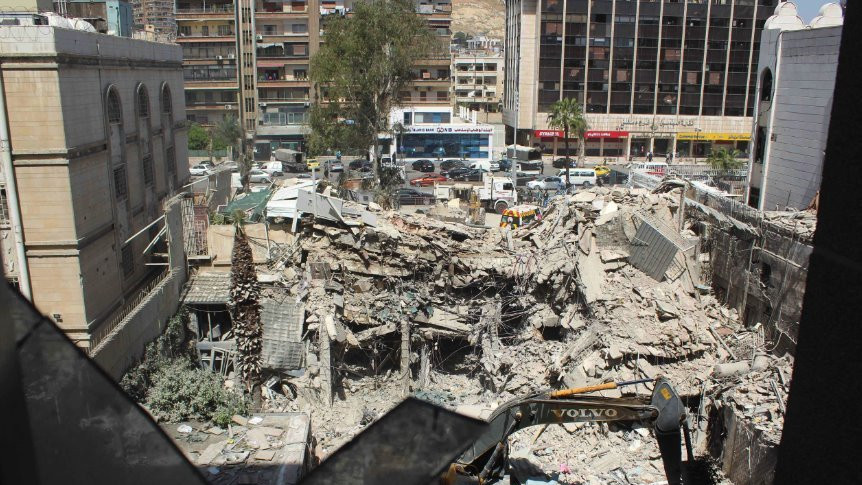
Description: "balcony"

(176, 4), (234, 19)
(260, 112), (309, 126)
(176, 32), (235, 42)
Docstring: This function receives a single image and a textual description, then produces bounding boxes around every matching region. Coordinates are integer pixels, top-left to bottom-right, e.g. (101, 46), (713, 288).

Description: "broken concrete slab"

(197, 440), (228, 465)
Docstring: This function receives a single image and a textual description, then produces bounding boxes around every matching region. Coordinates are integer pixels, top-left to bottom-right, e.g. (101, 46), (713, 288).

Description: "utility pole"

(510, 89), (518, 188)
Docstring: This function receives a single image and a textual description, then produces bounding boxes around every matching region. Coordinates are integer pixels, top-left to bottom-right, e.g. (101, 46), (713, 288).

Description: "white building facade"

(746, 2), (843, 210)
(387, 106), (495, 162)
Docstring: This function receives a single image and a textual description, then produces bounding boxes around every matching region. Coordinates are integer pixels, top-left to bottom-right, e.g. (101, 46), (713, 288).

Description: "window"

(143, 155), (154, 185)
(162, 86), (172, 114)
(218, 24), (231, 36)
(107, 89), (122, 123)
(179, 25), (191, 36)
(136, 86), (149, 117)
(263, 24), (276, 34)
(121, 245), (134, 277)
(201, 25), (209, 36)
(113, 165), (128, 200)
(166, 146), (176, 174)
(760, 68), (773, 101)
(0, 187), (8, 224)
(291, 23), (307, 33)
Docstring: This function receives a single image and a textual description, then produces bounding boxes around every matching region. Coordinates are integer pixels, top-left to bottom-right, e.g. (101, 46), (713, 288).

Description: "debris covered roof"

(183, 272), (231, 304)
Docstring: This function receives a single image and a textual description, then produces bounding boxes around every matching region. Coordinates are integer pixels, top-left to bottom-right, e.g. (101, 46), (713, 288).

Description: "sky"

(791, 0), (837, 22)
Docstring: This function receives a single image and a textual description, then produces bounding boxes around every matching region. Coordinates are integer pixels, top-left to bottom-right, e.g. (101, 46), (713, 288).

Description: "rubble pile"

(197, 185), (794, 482)
(167, 413), (309, 485)
(762, 210), (817, 241)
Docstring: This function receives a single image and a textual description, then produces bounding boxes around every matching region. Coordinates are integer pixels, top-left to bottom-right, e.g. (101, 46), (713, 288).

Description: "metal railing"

(176, 5), (234, 13)
(89, 268), (174, 352)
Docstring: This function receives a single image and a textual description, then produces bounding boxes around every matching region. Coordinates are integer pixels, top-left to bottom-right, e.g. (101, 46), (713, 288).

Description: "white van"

(631, 161), (668, 177)
(470, 160), (500, 172)
(556, 168), (598, 187)
(260, 161), (284, 175)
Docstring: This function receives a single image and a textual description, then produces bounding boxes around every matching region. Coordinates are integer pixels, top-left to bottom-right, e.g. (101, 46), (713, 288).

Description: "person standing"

(647, 150), (653, 162)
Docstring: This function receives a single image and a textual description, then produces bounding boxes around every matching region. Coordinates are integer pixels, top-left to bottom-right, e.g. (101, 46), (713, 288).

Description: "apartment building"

(452, 52), (504, 113)
(176, 0), (318, 156)
(747, 2), (843, 210)
(177, 0), (451, 157)
(131, 0), (175, 35)
(504, 0), (775, 160)
(0, 26), (189, 349)
(401, 0), (453, 109)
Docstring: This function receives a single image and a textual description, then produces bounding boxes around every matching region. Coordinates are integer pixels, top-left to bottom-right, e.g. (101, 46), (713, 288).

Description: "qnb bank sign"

(406, 124), (494, 134)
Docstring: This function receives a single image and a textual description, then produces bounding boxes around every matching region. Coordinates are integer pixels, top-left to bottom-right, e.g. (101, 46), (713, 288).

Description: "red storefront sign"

(534, 129), (564, 138)
(584, 130), (629, 139)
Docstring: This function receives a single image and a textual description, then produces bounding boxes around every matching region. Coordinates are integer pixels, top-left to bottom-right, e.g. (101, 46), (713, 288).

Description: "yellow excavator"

(441, 377), (693, 485)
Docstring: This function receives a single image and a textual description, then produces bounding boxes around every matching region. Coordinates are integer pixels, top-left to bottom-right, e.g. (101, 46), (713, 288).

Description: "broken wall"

(701, 218), (810, 356)
(91, 196), (188, 379)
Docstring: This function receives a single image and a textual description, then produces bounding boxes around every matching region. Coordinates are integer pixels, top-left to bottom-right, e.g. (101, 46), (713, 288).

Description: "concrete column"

(319, 329), (332, 407)
(625, 137), (632, 160)
(400, 318), (410, 397)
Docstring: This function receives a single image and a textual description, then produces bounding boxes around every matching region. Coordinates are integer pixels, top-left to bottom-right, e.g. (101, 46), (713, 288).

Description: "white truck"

(436, 175), (517, 214)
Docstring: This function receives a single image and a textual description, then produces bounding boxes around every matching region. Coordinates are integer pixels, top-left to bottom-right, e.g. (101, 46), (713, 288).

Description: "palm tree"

(228, 210), (262, 408)
(707, 148), (745, 188)
(547, 98), (589, 189)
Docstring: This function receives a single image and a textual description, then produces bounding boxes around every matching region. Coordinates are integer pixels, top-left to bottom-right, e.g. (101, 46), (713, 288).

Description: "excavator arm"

(444, 378), (690, 485)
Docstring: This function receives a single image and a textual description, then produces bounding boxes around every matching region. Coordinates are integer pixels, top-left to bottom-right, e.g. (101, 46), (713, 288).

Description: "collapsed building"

(175, 179), (807, 484)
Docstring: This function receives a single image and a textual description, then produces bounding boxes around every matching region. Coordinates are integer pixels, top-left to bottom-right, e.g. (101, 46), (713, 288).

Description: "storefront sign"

(534, 129), (564, 138)
(620, 119), (696, 128)
(677, 132), (750, 141)
(407, 124), (494, 134)
(584, 130), (629, 139)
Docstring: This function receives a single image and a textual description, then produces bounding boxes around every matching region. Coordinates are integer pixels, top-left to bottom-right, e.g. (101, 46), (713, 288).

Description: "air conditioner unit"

(225, 105), (233, 110)
(256, 34), (263, 41)
(260, 102), (267, 107)
(216, 55), (223, 60)
(228, 53), (236, 59)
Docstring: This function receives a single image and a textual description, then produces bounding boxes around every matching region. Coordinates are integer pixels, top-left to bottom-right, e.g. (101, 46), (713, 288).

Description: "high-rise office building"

(504, 0), (775, 160)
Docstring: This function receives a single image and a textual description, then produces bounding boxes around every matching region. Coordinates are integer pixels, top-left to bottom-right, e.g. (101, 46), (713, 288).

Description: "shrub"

(145, 361), (247, 425)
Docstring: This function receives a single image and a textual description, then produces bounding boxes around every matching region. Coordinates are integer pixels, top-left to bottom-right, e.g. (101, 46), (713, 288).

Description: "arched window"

(760, 68), (773, 102)
(107, 88), (122, 123)
(136, 84), (150, 118)
(161, 85), (172, 115)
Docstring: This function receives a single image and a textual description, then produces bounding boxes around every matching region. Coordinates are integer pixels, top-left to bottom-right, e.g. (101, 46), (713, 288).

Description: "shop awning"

(585, 130), (629, 139)
(677, 132), (750, 141)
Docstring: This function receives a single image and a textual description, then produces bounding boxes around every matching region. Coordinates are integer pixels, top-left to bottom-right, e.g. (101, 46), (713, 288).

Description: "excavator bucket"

(651, 378), (688, 485)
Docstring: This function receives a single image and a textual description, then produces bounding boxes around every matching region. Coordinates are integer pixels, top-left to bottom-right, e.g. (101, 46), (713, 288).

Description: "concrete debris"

(169, 413), (310, 485)
(179, 185), (795, 484)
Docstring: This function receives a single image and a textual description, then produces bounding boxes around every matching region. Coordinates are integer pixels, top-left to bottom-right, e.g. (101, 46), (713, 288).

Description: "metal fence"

(89, 268), (173, 352)
(188, 149), (229, 158)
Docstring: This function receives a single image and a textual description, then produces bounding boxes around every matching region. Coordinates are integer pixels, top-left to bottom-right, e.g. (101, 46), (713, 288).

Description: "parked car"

(349, 159), (367, 170)
(409, 173), (448, 187)
(248, 169), (273, 184)
(442, 166), (473, 179)
(593, 165), (611, 177)
(526, 176), (565, 191)
(552, 157), (576, 168)
(451, 168), (488, 182)
(328, 161), (344, 172)
(440, 159), (466, 171)
(200, 161), (215, 169)
(498, 159), (512, 172)
(411, 159), (435, 172)
(398, 188), (434, 205)
(189, 164), (211, 176)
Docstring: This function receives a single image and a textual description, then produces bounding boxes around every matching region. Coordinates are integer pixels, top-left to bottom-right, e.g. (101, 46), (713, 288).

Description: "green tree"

(707, 148), (744, 185)
(707, 147), (744, 172)
(547, 97), (589, 188)
(213, 115), (252, 190)
(309, 0), (435, 183)
(188, 123), (210, 151)
(228, 210), (263, 409)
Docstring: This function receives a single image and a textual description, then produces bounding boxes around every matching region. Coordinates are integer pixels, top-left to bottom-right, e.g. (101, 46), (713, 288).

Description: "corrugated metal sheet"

(628, 212), (695, 281)
(261, 300), (305, 370)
